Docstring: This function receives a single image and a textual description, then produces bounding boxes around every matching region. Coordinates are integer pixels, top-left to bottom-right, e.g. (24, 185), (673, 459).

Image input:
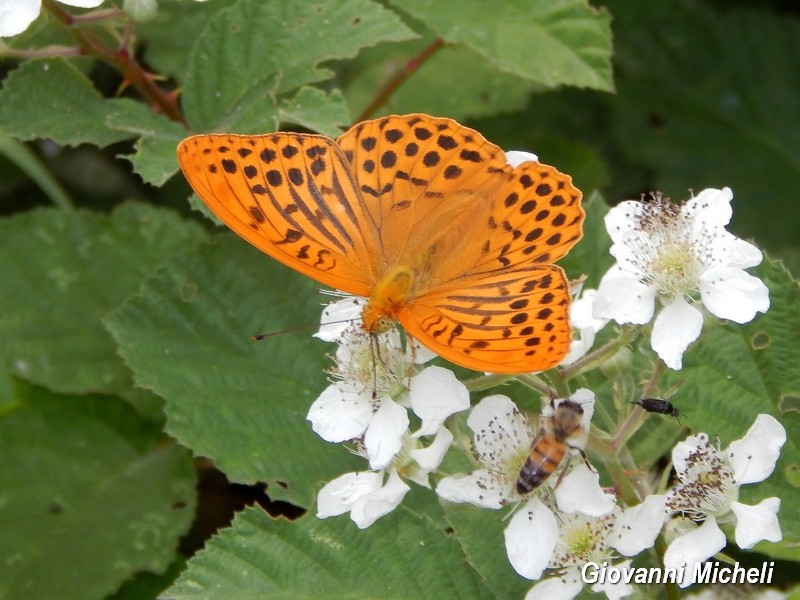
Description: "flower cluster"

(309, 298), (469, 528)
(306, 185), (782, 598)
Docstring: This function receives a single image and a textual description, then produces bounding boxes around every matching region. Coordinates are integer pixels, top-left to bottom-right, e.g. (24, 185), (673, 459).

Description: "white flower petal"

(436, 470), (506, 509)
(594, 265), (657, 324)
(724, 236), (765, 269)
(570, 388), (596, 431)
(604, 200), (645, 245)
(307, 383), (373, 443)
(731, 498), (782, 549)
(349, 468), (410, 529)
(663, 517), (726, 587)
(699, 266), (769, 323)
(409, 366), (469, 436)
(555, 463), (616, 516)
(409, 426), (453, 471)
(468, 394), (531, 465)
(560, 326), (595, 366)
(591, 560), (634, 600)
(671, 433), (708, 475)
(315, 296), (364, 341)
(651, 296), (703, 370)
(505, 498), (558, 580)
(684, 187), (733, 230)
(570, 288), (609, 332)
(316, 471), (383, 518)
(505, 150), (539, 167)
(0, 0), (41, 36)
(611, 494), (668, 555)
(525, 576), (583, 600)
(409, 337), (438, 364)
(364, 397), (408, 470)
(726, 414), (786, 484)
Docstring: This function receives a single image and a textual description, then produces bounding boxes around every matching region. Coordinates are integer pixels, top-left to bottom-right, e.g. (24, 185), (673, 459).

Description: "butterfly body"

(178, 114), (584, 373)
(362, 265), (415, 334)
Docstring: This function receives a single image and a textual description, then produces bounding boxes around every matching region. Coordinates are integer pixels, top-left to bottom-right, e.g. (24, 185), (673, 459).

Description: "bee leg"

(551, 455), (574, 489)
(577, 448), (597, 474)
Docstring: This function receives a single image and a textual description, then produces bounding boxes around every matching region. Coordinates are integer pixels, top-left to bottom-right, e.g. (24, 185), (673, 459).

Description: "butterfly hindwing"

(178, 133), (375, 296)
(401, 264), (573, 373)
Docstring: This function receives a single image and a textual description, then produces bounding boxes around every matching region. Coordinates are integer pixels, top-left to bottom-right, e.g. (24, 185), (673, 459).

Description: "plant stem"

(559, 326), (640, 380)
(356, 38), (445, 122)
(611, 360), (666, 450)
(464, 373), (516, 393)
(42, 0), (187, 126)
(0, 136), (74, 209)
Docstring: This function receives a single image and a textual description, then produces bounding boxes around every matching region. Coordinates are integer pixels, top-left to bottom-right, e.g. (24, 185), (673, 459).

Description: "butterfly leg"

(369, 333), (382, 400)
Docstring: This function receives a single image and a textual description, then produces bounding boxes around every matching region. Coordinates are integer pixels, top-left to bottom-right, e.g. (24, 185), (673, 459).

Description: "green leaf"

(182, 0), (417, 133)
(105, 234), (362, 506)
(137, 0), (235, 77)
(0, 59), (135, 147)
(343, 38), (543, 121)
(443, 504), (530, 599)
(393, 0), (613, 91)
(608, 3), (800, 254)
(106, 99), (190, 186)
(277, 87), (352, 137)
(0, 202), (208, 398)
(164, 506), (494, 599)
(0, 381), (196, 600)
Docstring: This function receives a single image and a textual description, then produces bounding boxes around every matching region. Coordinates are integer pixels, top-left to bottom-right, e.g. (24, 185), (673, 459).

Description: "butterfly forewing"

(402, 264), (572, 372)
(178, 133), (375, 296)
(336, 114), (510, 268)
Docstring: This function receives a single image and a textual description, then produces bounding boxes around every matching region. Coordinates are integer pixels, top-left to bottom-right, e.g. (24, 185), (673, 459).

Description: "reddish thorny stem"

(356, 38), (445, 123)
(43, 0), (187, 126)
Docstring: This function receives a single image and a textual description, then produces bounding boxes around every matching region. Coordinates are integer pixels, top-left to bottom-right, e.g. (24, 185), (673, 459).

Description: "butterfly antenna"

(252, 316), (358, 341)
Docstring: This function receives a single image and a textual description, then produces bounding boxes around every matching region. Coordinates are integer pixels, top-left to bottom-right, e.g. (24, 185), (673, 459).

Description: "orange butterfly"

(177, 114), (584, 373)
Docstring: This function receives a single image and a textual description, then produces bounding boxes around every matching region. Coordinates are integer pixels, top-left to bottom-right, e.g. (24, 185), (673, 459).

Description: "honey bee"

(631, 398), (681, 421)
(516, 399), (589, 495)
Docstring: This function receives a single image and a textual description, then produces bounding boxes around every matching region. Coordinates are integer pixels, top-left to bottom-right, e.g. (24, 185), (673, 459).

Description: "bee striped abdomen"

(516, 435), (567, 494)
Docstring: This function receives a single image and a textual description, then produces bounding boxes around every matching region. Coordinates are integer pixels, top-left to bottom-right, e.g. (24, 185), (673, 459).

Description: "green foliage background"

(0, 0), (798, 598)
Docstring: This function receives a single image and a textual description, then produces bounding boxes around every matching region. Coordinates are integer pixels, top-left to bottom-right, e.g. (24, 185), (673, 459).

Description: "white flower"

(316, 468), (410, 529)
(436, 394), (532, 509)
(593, 188), (769, 369)
(523, 510), (634, 600)
(561, 286), (608, 366)
(663, 415), (785, 585)
(512, 492), (662, 599)
(437, 391), (599, 509)
(686, 588), (787, 600)
(316, 428), (452, 528)
(308, 323), (467, 470)
(0, 0), (104, 37)
(609, 494), (669, 556)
